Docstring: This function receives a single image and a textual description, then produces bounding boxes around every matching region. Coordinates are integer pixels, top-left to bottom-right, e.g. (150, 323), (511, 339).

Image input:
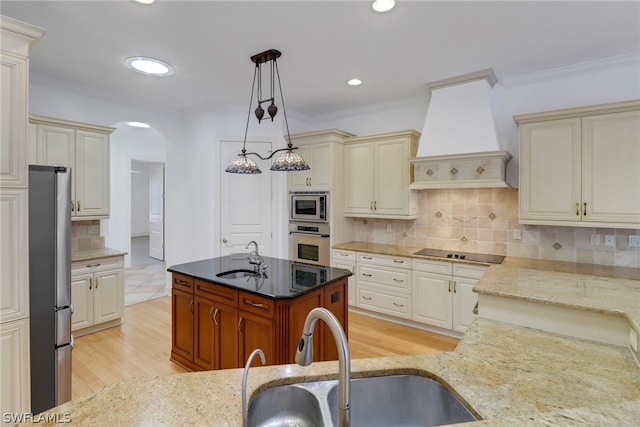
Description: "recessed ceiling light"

(372, 0), (396, 13)
(127, 121), (151, 128)
(125, 56), (173, 76)
(347, 78), (362, 86)
(134, 0), (155, 4)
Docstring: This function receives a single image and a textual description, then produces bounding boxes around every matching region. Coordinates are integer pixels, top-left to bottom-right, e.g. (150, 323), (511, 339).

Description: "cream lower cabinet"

(344, 131), (419, 219)
(355, 252), (412, 319)
(516, 101), (640, 228)
(71, 256), (124, 336)
(412, 259), (487, 333)
(29, 115), (114, 219)
(332, 249), (356, 306)
(0, 318), (31, 417)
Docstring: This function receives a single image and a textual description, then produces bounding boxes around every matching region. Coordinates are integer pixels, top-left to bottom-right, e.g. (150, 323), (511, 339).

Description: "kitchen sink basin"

(328, 375), (476, 426)
(246, 384), (324, 427)
(247, 374), (476, 427)
(215, 269), (257, 279)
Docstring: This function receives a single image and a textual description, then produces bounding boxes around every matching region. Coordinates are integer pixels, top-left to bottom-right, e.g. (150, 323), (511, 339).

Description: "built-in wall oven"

(290, 192), (328, 223)
(289, 222), (330, 266)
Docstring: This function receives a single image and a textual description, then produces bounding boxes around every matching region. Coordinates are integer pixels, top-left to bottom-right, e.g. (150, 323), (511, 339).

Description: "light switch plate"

(88, 224), (99, 235)
(512, 229), (522, 240)
(629, 235), (640, 247)
(590, 234), (601, 245)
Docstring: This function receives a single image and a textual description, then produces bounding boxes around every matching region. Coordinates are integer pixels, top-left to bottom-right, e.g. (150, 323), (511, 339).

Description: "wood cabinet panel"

(171, 288), (194, 363)
(323, 280), (347, 361)
(239, 311), (274, 367)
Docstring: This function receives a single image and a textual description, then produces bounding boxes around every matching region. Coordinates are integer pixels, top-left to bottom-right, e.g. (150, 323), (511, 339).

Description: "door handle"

(95, 278), (98, 289)
(448, 280), (452, 292)
(453, 281), (457, 293)
(89, 278), (92, 290)
(189, 300), (194, 314)
(238, 317), (244, 334)
(222, 238), (228, 244)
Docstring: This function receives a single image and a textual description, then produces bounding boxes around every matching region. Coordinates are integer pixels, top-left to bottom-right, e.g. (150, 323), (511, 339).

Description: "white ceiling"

(3, 1), (639, 117)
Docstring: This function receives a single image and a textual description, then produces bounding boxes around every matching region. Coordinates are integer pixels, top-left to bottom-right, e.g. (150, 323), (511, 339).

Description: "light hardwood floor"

(72, 296), (459, 399)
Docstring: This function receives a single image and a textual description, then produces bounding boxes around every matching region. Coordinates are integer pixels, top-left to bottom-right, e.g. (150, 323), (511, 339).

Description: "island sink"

(247, 374), (477, 427)
(215, 269), (258, 279)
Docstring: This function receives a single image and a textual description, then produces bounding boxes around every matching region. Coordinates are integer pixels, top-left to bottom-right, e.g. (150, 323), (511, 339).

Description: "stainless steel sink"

(215, 269), (257, 279)
(247, 374), (477, 427)
(246, 384), (324, 427)
(328, 375), (476, 426)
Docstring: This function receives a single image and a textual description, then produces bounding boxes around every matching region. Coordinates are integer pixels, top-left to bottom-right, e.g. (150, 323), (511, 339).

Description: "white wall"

(130, 161), (151, 237)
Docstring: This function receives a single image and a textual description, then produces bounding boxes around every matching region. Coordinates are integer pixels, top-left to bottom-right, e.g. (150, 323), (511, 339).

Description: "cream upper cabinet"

(287, 129), (354, 192)
(344, 130), (419, 219)
(516, 101), (640, 228)
(29, 115), (114, 219)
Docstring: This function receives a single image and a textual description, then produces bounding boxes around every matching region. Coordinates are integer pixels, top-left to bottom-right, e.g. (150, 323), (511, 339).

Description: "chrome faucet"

(242, 348), (266, 427)
(245, 241), (267, 274)
(295, 307), (351, 427)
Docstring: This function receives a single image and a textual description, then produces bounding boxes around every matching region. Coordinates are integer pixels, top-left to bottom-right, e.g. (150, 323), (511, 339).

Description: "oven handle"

(289, 232), (330, 238)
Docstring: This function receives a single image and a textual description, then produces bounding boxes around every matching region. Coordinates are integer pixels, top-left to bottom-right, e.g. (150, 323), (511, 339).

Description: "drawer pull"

(393, 278), (404, 282)
(362, 273), (372, 277)
(339, 253), (350, 257)
(392, 302), (404, 307)
(361, 295), (372, 300)
(175, 279), (189, 286)
(87, 263), (101, 268)
(246, 299), (265, 308)
(393, 260), (405, 264)
(362, 256), (373, 260)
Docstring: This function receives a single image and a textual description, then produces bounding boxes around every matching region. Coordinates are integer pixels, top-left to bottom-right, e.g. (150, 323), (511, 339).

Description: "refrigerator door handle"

(55, 307), (72, 347)
(55, 168), (72, 308)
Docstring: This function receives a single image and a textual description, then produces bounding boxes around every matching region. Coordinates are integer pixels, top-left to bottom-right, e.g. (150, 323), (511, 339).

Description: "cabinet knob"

(222, 238), (228, 244)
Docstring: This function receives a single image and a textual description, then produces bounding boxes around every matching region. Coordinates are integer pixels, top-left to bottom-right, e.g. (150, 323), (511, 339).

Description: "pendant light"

(225, 49), (310, 174)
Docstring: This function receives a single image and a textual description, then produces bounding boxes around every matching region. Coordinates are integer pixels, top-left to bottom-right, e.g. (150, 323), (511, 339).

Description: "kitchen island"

(25, 257), (640, 426)
(167, 255), (351, 371)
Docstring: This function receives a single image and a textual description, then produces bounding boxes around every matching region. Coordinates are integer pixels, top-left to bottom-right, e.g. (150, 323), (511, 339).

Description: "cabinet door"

(287, 145), (311, 190)
(172, 289), (194, 362)
(239, 311), (274, 367)
(411, 272), (452, 329)
(374, 138), (411, 215)
(0, 189), (28, 322)
(0, 318), (31, 415)
(1, 53), (28, 187)
(308, 143), (332, 189)
(519, 119), (582, 221)
(35, 124), (75, 169)
(333, 260), (355, 306)
(93, 268), (123, 324)
(290, 290), (323, 363)
(582, 110), (640, 224)
(216, 302), (240, 369)
(194, 297), (216, 370)
(344, 142), (374, 214)
(452, 277), (478, 333)
(324, 280), (347, 361)
(75, 130), (110, 217)
(71, 273), (93, 331)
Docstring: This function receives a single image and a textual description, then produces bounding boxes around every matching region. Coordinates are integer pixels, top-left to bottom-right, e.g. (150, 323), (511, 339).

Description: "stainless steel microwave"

(290, 192), (328, 222)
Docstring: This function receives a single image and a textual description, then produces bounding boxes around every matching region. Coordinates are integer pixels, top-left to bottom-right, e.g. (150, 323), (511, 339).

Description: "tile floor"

(125, 236), (167, 306)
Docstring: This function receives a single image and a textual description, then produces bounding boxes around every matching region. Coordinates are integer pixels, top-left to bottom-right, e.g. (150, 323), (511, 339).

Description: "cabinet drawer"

(195, 280), (238, 306)
(239, 292), (274, 319)
(72, 256), (123, 275)
(172, 273), (194, 292)
(358, 265), (410, 292)
(333, 249), (356, 262)
(357, 252), (411, 270)
(358, 288), (410, 318)
(452, 263), (488, 279)
(412, 258), (453, 275)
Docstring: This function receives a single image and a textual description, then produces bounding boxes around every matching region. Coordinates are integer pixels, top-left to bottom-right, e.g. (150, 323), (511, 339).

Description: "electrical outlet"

(630, 235), (640, 248)
(512, 229), (522, 240)
(590, 234), (601, 245)
(604, 235), (615, 247)
(88, 224), (99, 235)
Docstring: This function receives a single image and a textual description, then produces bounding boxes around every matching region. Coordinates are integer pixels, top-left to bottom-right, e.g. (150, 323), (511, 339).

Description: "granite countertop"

(30, 318), (640, 426)
(475, 257), (640, 339)
(71, 247), (127, 262)
(332, 241), (500, 266)
(168, 255), (352, 299)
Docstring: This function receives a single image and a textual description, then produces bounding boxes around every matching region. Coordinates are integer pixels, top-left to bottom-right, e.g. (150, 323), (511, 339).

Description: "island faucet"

(245, 241), (266, 273)
(295, 307), (351, 427)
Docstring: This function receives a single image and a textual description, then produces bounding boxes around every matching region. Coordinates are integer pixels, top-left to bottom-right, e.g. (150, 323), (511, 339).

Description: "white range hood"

(410, 69), (512, 189)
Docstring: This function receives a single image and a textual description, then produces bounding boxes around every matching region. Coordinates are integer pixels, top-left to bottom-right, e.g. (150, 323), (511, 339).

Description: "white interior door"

(220, 141), (272, 256)
(149, 163), (164, 260)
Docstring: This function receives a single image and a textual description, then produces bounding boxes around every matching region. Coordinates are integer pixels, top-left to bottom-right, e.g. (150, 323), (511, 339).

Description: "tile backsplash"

(351, 188), (640, 268)
(71, 220), (105, 251)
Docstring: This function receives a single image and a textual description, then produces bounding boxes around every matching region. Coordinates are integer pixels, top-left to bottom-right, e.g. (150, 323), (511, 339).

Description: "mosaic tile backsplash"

(351, 188), (640, 268)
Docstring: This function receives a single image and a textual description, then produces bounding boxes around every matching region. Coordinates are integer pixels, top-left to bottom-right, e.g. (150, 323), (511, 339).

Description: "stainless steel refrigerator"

(28, 165), (73, 414)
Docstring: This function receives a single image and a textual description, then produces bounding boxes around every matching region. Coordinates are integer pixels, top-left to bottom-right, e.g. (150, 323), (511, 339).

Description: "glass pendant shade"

(270, 150), (310, 171)
(225, 155), (262, 174)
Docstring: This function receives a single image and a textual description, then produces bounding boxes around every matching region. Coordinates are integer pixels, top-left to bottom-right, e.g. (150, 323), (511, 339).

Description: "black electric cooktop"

(413, 248), (505, 264)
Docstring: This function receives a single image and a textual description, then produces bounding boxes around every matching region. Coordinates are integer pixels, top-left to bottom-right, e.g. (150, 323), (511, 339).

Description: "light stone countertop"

(26, 318), (640, 426)
(71, 247), (127, 262)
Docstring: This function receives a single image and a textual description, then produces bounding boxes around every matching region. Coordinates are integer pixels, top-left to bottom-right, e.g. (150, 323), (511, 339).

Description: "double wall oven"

(289, 192), (330, 266)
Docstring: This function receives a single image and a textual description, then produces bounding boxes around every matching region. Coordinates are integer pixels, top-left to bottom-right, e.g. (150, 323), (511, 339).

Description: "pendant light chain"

(242, 66), (259, 154)
(275, 59), (293, 148)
